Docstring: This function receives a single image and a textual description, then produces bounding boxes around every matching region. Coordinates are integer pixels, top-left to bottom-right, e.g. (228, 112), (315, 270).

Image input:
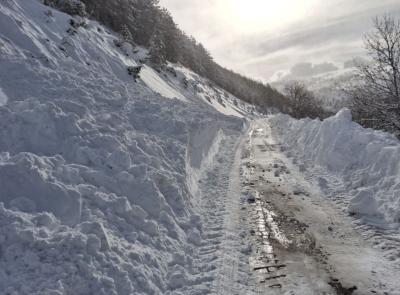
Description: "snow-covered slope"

(270, 109), (400, 229)
(272, 68), (358, 112)
(0, 1), (251, 294)
(171, 65), (255, 118)
(140, 65), (187, 102)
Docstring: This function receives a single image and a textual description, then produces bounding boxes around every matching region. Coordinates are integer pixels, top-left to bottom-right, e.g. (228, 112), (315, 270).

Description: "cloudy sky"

(159, 0), (400, 81)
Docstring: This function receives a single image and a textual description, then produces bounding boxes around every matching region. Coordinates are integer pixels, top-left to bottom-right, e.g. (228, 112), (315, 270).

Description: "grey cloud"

(235, 5), (400, 61)
(291, 62), (339, 77)
(344, 59), (356, 69)
(160, 0), (400, 80)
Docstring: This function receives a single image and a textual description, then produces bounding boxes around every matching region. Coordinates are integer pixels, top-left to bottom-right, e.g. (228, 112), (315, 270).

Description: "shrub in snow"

(66, 18), (87, 35)
(217, 95), (226, 107)
(113, 38), (123, 48)
(69, 17), (87, 29)
(166, 66), (177, 77)
(127, 65), (142, 81)
(182, 77), (189, 89)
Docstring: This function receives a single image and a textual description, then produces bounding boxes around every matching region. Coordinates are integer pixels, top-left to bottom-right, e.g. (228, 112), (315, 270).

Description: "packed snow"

(0, 1), (250, 294)
(270, 109), (400, 229)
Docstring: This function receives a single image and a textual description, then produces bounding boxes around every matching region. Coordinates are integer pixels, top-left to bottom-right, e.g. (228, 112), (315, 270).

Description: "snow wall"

(0, 1), (247, 294)
(270, 109), (400, 228)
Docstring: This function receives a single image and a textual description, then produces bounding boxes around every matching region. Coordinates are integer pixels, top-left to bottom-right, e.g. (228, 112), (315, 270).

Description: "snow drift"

(0, 1), (249, 294)
(270, 109), (400, 228)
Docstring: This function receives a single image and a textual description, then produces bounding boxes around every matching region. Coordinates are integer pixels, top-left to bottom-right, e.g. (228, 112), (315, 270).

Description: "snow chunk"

(0, 153), (82, 226)
(335, 107), (352, 122)
(79, 221), (111, 251)
(349, 188), (380, 217)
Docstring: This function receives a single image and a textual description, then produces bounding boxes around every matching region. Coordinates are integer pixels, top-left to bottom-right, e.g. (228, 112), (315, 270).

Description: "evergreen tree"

(120, 24), (133, 44)
(149, 29), (166, 67)
(131, 0), (159, 45)
(158, 9), (180, 63)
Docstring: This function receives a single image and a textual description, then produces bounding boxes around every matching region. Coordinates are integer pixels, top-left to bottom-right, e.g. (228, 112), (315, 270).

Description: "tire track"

(184, 130), (254, 295)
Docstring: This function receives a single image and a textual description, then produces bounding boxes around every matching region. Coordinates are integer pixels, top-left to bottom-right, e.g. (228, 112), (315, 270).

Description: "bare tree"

(284, 81), (325, 119)
(351, 14), (400, 136)
(364, 15), (400, 103)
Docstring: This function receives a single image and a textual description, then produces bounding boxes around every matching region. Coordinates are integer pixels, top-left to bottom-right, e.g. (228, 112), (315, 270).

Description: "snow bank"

(0, 1), (246, 294)
(270, 109), (400, 228)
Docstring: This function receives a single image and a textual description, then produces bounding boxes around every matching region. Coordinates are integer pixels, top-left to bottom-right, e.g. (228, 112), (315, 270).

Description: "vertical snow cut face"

(269, 109), (400, 228)
(0, 88), (8, 106)
(0, 1), (247, 294)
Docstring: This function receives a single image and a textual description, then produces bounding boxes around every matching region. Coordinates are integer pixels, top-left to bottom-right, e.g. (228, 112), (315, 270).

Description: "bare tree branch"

(351, 14), (400, 137)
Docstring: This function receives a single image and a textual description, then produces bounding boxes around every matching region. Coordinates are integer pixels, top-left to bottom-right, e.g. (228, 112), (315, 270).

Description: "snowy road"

(2, 1), (399, 294)
(190, 119), (400, 295)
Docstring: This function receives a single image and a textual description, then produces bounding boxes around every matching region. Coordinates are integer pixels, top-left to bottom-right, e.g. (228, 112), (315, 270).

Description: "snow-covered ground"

(0, 1), (253, 294)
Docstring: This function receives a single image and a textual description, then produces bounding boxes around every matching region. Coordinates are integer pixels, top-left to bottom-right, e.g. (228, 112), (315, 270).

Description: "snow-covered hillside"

(270, 109), (400, 229)
(0, 1), (253, 294)
(272, 68), (358, 112)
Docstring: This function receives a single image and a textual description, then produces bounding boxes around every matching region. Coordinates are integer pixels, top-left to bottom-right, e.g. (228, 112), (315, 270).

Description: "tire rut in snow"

(186, 132), (254, 295)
